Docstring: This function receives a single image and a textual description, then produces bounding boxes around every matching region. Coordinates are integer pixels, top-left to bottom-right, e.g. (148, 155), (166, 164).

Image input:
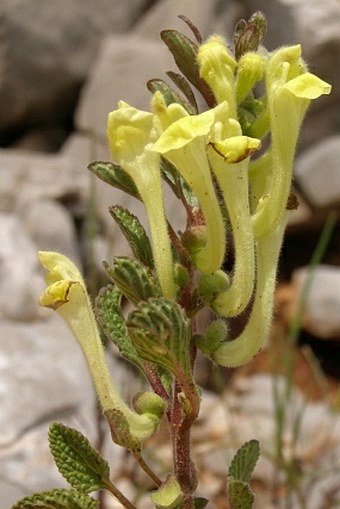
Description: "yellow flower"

(38, 251), (164, 444)
(152, 96), (226, 274)
(107, 102), (176, 299)
(252, 45), (332, 239)
(197, 35), (237, 117)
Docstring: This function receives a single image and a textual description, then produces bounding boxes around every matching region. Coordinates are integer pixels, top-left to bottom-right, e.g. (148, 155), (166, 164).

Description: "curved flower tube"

(252, 45), (331, 239)
(152, 100), (226, 274)
(212, 213), (288, 367)
(207, 142), (259, 317)
(107, 102), (176, 300)
(38, 251), (164, 443)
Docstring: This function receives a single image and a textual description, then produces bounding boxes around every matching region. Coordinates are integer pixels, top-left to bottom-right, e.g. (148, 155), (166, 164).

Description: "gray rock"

(0, 316), (96, 446)
(0, 214), (44, 321)
(0, 314), (98, 504)
(135, 0), (241, 41)
(0, 148), (88, 213)
(75, 35), (172, 137)
(0, 0), (151, 132)
(294, 135), (340, 208)
(20, 198), (81, 266)
(291, 264), (340, 338)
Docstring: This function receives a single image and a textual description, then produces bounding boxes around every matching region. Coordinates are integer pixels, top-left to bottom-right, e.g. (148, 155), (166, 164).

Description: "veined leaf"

(227, 478), (255, 509)
(11, 489), (98, 509)
(48, 423), (110, 494)
(96, 285), (143, 369)
(160, 157), (198, 208)
(160, 30), (215, 107)
(228, 440), (260, 483)
(87, 161), (139, 198)
(166, 71), (198, 112)
(109, 205), (154, 268)
(104, 257), (161, 304)
(127, 298), (192, 378)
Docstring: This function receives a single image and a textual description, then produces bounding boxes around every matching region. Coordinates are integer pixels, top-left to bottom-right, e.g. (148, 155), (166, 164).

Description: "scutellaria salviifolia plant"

(12, 12), (331, 509)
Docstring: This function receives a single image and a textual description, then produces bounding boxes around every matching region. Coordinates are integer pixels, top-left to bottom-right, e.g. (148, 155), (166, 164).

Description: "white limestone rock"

(135, 0), (241, 41)
(75, 35), (172, 137)
(20, 198), (81, 267)
(291, 264), (340, 338)
(0, 148), (88, 213)
(294, 135), (340, 208)
(0, 0), (151, 132)
(0, 214), (44, 321)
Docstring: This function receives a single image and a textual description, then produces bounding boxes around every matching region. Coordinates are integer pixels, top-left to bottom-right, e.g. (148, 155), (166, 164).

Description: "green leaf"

(48, 423), (110, 494)
(160, 29), (215, 107)
(109, 205), (154, 268)
(87, 161), (139, 198)
(166, 70), (198, 112)
(147, 78), (195, 114)
(96, 285), (143, 369)
(228, 440), (260, 483)
(11, 489), (98, 509)
(150, 475), (183, 509)
(104, 257), (161, 304)
(127, 298), (192, 379)
(160, 157), (198, 208)
(227, 478), (255, 509)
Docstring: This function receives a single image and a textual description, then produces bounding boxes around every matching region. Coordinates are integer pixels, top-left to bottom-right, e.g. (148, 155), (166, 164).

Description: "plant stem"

(104, 479), (138, 509)
(170, 382), (197, 509)
(132, 450), (162, 487)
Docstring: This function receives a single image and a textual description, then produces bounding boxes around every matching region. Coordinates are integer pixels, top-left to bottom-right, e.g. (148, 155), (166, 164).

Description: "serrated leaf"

(228, 440), (260, 483)
(11, 489), (98, 509)
(48, 423), (110, 494)
(166, 71), (198, 112)
(160, 29), (215, 107)
(109, 205), (154, 268)
(147, 78), (195, 114)
(96, 285), (143, 369)
(160, 157), (198, 208)
(127, 298), (192, 379)
(87, 161), (139, 198)
(227, 478), (255, 509)
(104, 257), (161, 304)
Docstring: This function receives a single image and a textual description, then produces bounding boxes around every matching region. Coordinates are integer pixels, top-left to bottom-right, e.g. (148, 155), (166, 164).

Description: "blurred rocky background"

(1, 0), (340, 508)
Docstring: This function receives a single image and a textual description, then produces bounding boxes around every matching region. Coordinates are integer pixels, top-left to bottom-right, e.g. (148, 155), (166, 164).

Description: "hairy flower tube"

(212, 213), (288, 367)
(152, 94), (226, 274)
(107, 102), (176, 300)
(197, 35), (237, 118)
(38, 251), (164, 444)
(251, 45), (332, 239)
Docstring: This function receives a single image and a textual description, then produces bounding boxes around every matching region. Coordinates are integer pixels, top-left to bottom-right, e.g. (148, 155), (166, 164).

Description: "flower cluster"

(106, 35), (330, 366)
(38, 26), (331, 458)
